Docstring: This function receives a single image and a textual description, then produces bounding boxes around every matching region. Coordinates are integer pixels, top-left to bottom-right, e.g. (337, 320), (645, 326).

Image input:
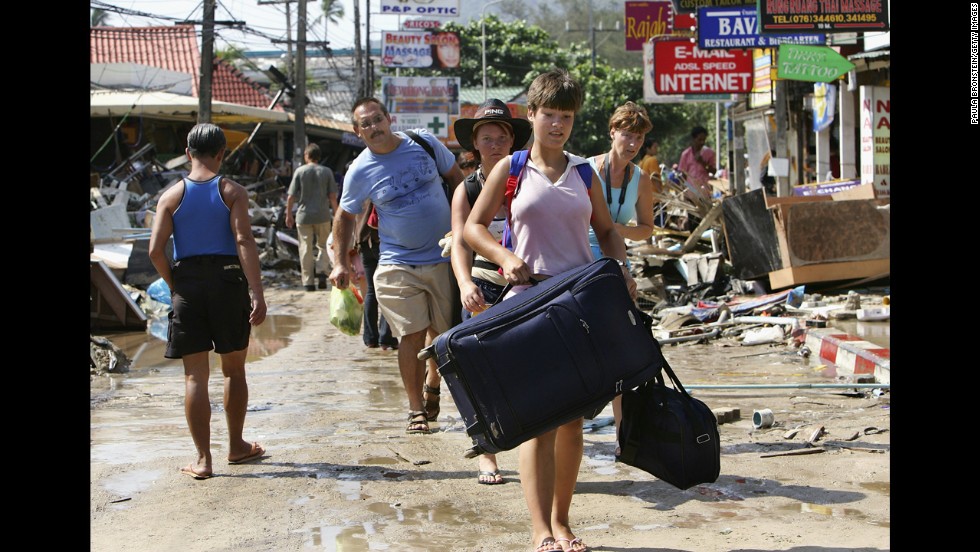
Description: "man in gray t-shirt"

(286, 143), (338, 291)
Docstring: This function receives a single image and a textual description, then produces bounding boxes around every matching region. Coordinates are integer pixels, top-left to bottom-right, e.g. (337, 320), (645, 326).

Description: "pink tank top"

(510, 153), (594, 277)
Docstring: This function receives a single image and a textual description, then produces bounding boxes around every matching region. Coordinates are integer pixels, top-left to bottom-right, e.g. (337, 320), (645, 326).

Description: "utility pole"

(260, 1), (308, 168)
(198, 0), (216, 123)
(481, 0), (504, 101)
(354, 0), (363, 98)
(258, 0), (295, 82)
(365, 0), (372, 96)
(181, 2), (244, 124)
(294, 0), (308, 170)
(285, 2), (294, 83)
(565, 1), (620, 75)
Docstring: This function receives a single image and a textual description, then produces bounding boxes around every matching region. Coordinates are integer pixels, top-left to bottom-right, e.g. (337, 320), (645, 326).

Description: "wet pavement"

(90, 285), (890, 551)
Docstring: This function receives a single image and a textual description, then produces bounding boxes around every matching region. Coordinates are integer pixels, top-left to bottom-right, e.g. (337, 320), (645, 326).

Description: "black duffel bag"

(617, 360), (721, 490)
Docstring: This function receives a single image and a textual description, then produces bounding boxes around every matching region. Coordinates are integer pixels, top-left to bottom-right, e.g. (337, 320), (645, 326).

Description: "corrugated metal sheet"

(848, 49), (889, 60)
(90, 26), (281, 111)
(90, 90), (289, 124)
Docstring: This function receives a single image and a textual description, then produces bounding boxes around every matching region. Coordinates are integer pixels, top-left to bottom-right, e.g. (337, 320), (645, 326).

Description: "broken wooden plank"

(760, 446), (825, 458)
(90, 260), (148, 331)
(768, 258), (891, 290)
(681, 203), (723, 253)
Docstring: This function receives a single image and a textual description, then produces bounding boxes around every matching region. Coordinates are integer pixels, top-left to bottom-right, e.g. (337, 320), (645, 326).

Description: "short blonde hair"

(608, 101), (652, 135)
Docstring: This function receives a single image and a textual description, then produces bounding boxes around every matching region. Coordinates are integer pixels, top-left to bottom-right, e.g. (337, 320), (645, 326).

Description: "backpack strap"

(463, 174), (481, 208)
(577, 163), (594, 191)
(577, 161), (595, 224)
(502, 149), (530, 249)
(504, 149), (530, 216)
(405, 130), (451, 201)
(405, 130), (436, 162)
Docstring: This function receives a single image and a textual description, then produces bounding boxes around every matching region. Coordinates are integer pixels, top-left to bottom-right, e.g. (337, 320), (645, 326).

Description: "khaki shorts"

(374, 262), (454, 338)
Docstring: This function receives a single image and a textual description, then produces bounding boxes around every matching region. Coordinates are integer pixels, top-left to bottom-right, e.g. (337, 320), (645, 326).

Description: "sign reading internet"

(653, 40), (753, 94)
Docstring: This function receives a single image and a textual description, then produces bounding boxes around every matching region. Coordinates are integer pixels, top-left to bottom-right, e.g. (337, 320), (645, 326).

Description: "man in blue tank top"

(148, 123), (268, 480)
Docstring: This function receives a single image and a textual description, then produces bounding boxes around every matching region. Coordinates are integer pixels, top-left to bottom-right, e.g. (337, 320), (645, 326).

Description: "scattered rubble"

(91, 145), (890, 379)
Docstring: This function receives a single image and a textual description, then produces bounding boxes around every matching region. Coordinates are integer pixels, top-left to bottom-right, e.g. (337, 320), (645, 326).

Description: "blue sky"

(99, 0), (418, 54)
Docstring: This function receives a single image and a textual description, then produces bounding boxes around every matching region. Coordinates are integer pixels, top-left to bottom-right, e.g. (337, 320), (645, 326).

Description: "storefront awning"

(90, 90), (289, 124)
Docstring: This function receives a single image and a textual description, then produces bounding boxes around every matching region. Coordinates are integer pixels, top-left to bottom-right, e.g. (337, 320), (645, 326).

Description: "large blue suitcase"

(426, 257), (667, 456)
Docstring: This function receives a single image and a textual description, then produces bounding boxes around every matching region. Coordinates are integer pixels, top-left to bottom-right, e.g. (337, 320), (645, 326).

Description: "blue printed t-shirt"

(340, 129), (454, 265)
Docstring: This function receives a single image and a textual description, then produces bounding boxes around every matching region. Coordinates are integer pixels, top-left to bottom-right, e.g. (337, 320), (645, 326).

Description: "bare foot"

(477, 454), (503, 485)
(228, 442), (265, 464)
(555, 536), (589, 551)
(179, 464), (212, 480)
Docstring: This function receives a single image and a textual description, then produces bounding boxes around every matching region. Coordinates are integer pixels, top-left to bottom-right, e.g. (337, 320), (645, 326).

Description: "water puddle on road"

(777, 501), (884, 526)
(102, 468), (166, 506)
(829, 319), (890, 349)
(300, 501), (528, 550)
(102, 313), (303, 374)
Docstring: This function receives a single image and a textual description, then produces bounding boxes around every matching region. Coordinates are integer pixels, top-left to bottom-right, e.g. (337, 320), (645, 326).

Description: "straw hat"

(453, 98), (532, 153)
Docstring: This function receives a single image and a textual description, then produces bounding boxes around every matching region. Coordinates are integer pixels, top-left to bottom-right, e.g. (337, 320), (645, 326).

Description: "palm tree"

(316, 0), (345, 51)
(91, 8), (111, 27)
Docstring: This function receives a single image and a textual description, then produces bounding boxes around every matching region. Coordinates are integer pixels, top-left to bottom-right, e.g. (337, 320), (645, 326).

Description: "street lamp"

(482, 0), (505, 102)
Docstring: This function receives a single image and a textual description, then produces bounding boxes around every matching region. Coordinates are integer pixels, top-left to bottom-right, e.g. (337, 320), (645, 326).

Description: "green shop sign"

(776, 44), (854, 82)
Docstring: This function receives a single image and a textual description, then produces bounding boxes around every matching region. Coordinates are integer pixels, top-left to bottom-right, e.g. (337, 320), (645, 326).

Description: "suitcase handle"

(493, 276), (539, 307)
(417, 344), (436, 361)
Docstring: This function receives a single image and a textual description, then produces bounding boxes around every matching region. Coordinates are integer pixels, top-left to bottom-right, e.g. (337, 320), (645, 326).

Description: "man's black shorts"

(165, 255), (252, 359)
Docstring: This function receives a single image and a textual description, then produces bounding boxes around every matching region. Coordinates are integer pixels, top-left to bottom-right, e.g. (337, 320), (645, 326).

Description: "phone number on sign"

(776, 13), (880, 24)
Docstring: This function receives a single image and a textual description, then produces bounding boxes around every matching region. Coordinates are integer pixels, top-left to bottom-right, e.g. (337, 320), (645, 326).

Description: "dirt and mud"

(90, 283), (890, 551)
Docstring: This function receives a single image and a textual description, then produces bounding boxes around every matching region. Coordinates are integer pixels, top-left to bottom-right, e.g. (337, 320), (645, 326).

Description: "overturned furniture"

(91, 260), (148, 331)
(721, 185), (889, 290)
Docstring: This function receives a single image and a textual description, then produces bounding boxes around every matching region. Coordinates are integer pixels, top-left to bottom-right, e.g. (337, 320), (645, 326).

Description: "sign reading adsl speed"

(653, 40), (753, 95)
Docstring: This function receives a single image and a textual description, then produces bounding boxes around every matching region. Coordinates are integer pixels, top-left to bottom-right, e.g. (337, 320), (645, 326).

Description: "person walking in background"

(638, 136), (661, 182)
(677, 125), (717, 205)
(354, 201), (398, 351)
(457, 150), (478, 177)
(637, 135), (664, 227)
(450, 98), (533, 486)
(330, 97), (464, 436)
(586, 101), (655, 456)
(463, 69), (636, 552)
(148, 123), (268, 480)
(285, 143), (338, 291)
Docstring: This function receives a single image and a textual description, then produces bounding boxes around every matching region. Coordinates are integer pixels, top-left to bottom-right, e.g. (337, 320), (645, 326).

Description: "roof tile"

(90, 25), (280, 111)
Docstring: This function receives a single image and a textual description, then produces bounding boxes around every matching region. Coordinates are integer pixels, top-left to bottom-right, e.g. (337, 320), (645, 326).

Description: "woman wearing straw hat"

(449, 98), (532, 485)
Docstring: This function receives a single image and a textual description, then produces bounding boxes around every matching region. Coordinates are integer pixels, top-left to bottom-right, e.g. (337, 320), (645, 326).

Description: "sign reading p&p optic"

(380, 0), (459, 17)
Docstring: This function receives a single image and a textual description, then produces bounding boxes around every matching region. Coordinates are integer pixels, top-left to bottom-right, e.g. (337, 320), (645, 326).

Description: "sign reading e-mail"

(653, 40), (753, 95)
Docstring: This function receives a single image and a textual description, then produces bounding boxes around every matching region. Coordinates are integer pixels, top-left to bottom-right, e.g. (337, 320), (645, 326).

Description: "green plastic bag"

(329, 285), (363, 337)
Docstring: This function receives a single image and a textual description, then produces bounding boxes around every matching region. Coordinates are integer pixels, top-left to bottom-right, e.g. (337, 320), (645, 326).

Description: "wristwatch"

(615, 259), (627, 267)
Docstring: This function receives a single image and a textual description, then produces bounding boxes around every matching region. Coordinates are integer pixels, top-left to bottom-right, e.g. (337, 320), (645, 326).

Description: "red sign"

(653, 40), (753, 95)
(625, 2), (698, 51)
(625, 2), (672, 51)
(403, 19), (442, 29)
